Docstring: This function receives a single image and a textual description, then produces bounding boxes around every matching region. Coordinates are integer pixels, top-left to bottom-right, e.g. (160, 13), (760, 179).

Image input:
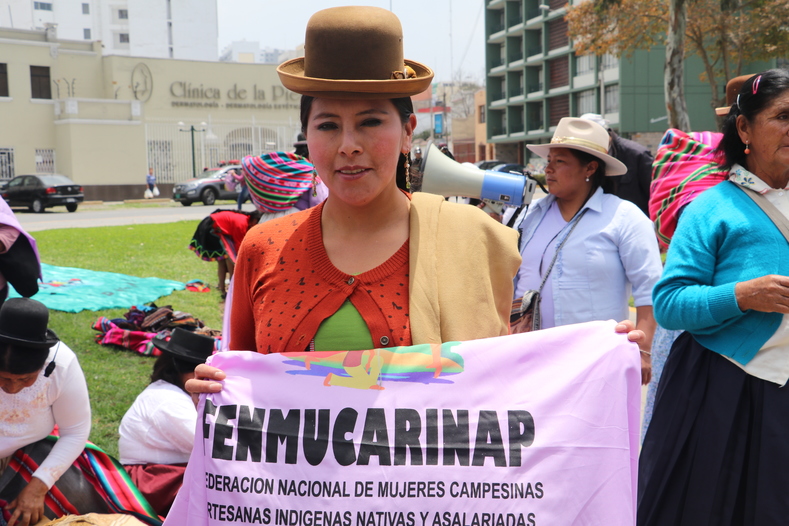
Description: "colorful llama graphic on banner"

(165, 321), (641, 526)
(282, 342), (463, 389)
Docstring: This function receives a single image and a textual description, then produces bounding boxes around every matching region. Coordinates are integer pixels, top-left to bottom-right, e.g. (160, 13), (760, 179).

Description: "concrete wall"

(474, 89), (491, 162)
(619, 48), (776, 134)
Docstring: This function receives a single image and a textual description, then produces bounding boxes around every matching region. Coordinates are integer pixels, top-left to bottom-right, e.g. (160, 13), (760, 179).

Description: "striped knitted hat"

(241, 152), (314, 213)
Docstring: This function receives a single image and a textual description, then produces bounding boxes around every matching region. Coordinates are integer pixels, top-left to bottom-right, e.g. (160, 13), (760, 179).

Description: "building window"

(0, 148), (14, 179)
(83, 28), (91, 39)
(605, 85), (620, 113)
(0, 64), (8, 97)
(576, 54), (594, 75)
(34, 2), (53, 10)
(118, 9), (129, 19)
(576, 89), (596, 115)
(35, 149), (55, 173)
(549, 94), (570, 126)
(479, 105), (486, 124)
(82, 3), (90, 14)
(119, 33), (130, 43)
(602, 53), (619, 70)
(30, 66), (51, 100)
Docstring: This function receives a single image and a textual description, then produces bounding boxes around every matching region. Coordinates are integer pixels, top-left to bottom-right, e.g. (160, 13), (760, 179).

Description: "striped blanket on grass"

(649, 129), (728, 250)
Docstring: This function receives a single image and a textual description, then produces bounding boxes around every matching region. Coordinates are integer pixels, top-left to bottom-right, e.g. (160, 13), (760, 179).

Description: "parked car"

(492, 163), (527, 175)
(173, 165), (241, 206)
(2, 174), (84, 213)
(474, 160), (502, 170)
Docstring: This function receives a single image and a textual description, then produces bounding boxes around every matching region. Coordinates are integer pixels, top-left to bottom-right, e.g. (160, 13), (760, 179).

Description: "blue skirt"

(638, 331), (789, 525)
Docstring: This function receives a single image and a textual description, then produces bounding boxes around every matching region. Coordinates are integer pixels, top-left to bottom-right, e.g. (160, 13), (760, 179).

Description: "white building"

(219, 41), (293, 65)
(219, 40), (259, 63)
(0, 0), (218, 60)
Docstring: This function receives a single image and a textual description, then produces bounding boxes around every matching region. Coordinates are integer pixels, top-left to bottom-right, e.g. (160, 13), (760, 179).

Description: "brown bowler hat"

(715, 74), (757, 116)
(277, 6), (434, 99)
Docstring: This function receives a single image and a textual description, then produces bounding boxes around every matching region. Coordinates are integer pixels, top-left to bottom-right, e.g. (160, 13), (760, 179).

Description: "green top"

(313, 300), (374, 352)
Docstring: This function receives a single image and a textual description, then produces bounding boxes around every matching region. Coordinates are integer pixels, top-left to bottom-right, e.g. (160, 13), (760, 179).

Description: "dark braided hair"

(0, 343), (49, 375)
(716, 69), (789, 171)
(566, 149), (617, 197)
(150, 353), (196, 392)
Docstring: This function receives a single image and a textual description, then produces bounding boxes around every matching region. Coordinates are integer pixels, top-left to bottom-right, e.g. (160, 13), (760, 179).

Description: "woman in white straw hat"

(186, 8), (648, 395)
(511, 117), (662, 384)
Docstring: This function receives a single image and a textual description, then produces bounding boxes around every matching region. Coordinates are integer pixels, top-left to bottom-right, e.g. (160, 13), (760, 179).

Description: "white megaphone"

(417, 142), (537, 214)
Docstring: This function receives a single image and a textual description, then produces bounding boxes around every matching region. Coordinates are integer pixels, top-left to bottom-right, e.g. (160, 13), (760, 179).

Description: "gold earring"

(404, 156), (411, 190)
(312, 169), (318, 197)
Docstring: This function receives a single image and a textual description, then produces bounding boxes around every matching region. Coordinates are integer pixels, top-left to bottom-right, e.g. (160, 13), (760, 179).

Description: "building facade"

(1, 0), (218, 60)
(484, 0), (777, 164)
(219, 41), (295, 65)
(0, 27), (301, 200)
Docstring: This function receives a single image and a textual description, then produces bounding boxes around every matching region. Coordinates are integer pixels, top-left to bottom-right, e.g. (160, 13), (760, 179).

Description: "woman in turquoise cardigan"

(639, 68), (789, 525)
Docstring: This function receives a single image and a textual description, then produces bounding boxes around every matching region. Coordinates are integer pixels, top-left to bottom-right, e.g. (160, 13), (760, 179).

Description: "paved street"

(15, 201), (257, 232)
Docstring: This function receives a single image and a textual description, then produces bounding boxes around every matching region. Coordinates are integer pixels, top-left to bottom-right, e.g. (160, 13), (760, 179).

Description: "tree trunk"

(665, 0), (691, 131)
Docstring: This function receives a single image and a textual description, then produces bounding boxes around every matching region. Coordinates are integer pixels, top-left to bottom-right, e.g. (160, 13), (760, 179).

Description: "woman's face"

(305, 98), (415, 207)
(544, 147), (597, 201)
(0, 369), (40, 394)
(737, 89), (789, 184)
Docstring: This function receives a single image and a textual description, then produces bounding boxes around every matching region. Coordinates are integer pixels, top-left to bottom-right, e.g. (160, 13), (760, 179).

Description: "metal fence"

(144, 119), (302, 183)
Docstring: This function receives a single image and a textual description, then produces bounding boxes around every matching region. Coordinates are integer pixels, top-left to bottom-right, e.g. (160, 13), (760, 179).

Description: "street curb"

(123, 198), (173, 204)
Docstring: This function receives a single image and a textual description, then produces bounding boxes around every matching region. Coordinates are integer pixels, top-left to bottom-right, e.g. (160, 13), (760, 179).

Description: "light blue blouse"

(514, 187), (662, 327)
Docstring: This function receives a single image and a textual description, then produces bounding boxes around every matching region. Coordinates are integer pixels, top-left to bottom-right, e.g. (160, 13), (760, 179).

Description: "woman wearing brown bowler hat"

(0, 298), (90, 526)
(187, 6), (646, 394)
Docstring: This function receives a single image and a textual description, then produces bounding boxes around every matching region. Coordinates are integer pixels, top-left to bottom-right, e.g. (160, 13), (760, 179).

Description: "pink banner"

(165, 320), (640, 525)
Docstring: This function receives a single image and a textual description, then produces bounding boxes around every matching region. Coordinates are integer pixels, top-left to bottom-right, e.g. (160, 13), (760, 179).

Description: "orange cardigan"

(229, 203), (412, 353)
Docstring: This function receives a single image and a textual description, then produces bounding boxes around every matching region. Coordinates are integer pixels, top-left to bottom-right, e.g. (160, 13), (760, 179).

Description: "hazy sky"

(216, 0), (486, 83)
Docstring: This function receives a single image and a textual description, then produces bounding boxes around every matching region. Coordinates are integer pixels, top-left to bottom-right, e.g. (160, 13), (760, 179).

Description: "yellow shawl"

(409, 193), (521, 344)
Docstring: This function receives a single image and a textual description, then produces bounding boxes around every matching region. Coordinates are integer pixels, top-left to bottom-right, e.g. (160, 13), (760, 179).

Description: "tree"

(665, 0), (691, 130)
(566, 0), (789, 130)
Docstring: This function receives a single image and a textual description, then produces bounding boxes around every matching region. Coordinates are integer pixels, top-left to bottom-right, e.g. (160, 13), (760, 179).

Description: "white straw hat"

(527, 118), (627, 176)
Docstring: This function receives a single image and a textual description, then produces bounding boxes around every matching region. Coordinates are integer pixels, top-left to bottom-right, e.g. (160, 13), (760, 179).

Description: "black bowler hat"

(0, 298), (59, 350)
(152, 328), (214, 364)
(293, 132), (307, 148)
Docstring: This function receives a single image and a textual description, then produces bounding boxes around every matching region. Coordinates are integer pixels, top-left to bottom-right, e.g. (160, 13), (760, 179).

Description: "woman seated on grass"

(0, 299), (90, 526)
(119, 329), (214, 517)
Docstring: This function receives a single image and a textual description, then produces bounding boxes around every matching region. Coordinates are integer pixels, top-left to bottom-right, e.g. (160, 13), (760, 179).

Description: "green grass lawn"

(34, 221), (226, 458)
